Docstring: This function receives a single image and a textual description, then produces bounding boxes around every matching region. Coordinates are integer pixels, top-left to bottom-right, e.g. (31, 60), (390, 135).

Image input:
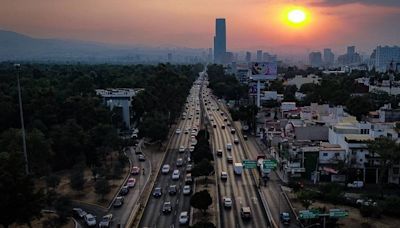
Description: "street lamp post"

(15, 64), (29, 175)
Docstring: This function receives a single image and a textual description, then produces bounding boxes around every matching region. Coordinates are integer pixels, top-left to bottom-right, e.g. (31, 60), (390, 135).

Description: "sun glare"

(288, 9), (306, 24)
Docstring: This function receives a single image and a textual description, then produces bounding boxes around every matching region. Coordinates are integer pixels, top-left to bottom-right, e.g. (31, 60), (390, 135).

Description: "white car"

(176, 129), (182, 134)
(183, 185), (191, 195)
(172, 169), (180, 180)
(179, 211), (189, 224)
(84, 213), (97, 227)
(189, 146), (195, 152)
(162, 164), (170, 174)
(221, 171), (228, 180)
(226, 143), (233, 151)
(179, 146), (186, 153)
(223, 197), (232, 208)
(127, 178), (136, 188)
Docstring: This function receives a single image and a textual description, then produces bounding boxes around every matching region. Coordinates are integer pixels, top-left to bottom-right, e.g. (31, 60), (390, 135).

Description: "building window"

(323, 153), (328, 157)
(393, 167), (400, 175)
(335, 153), (340, 157)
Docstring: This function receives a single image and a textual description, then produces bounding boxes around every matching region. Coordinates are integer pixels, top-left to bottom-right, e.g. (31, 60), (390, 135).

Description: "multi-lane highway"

(202, 85), (270, 228)
(140, 77), (203, 227)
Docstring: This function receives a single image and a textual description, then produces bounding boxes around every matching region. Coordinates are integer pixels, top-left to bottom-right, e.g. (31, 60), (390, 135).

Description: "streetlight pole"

(15, 64), (29, 175)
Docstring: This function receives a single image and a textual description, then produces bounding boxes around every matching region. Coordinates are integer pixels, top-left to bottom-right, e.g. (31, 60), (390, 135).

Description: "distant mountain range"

(0, 30), (206, 63)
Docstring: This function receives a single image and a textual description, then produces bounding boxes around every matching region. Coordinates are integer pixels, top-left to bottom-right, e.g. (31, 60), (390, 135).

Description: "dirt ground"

(36, 151), (130, 208)
(191, 176), (218, 226)
(287, 191), (400, 228)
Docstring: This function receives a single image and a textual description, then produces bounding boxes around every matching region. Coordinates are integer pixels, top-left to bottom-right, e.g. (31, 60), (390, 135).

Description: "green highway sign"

(299, 210), (318, 219)
(329, 209), (349, 218)
(263, 159), (277, 169)
(243, 160), (257, 169)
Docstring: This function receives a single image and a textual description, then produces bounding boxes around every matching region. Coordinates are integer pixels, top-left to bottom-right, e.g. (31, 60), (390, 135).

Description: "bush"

(382, 196), (400, 217)
(359, 205), (382, 218)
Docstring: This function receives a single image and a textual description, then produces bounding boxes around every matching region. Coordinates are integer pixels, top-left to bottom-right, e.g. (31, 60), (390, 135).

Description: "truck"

(257, 158), (269, 178)
(234, 163), (243, 175)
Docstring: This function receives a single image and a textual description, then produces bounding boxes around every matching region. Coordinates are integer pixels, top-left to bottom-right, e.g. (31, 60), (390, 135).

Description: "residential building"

(371, 45), (400, 72)
(245, 52), (251, 62)
(256, 50), (263, 62)
(337, 46), (362, 66)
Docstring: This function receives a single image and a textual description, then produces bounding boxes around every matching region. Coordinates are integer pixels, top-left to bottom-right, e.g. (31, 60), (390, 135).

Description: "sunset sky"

(1, 0), (400, 55)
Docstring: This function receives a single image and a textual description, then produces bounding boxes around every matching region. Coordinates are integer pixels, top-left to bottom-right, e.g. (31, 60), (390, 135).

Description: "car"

(172, 169), (180, 180)
(162, 201), (172, 214)
(153, 187), (162, 198)
(240, 207), (252, 219)
(189, 146), (195, 152)
(176, 129), (182, 134)
(221, 171), (228, 180)
(162, 164), (171, 174)
(183, 185), (191, 195)
(98, 214), (113, 228)
(227, 155), (233, 164)
(223, 197), (232, 208)
(213, 124), (217, 128)
(226, 143), (232, 151)
(220, 112), (224, 116)
(227, 121), (231, 126)
(84, 213), (97, 227)
(179, 211), (189, 224)
(184, 130), (189, 134)
(179, 146), (186, 153)
(176, 158), (184, 167)
(185, 173), (193, 185)
(72, 208), (87, 218)
(113, 196), (124, 208)
(138, 154), (146, 161)
(169, 185), (177, 195)
(234, 138), (239, 144)
(217, 149), (223, 157)
(280, 212), (291, 225)
(224, 117), (228, 122)
(231, 129), (236, 134)
(243, 135), (248, 140)
(221, 125), (225, 129)
(131, 166), (140, 175)
(186, 164), (193, 172)
(119, 186), (129, 196)
(347, 181), (364, 188)
(127, 178), (136, 188)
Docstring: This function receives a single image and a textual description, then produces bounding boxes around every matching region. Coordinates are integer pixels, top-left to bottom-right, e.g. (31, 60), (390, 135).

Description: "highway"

(140, 78), (202, 227)
(202, 86), (270, 228)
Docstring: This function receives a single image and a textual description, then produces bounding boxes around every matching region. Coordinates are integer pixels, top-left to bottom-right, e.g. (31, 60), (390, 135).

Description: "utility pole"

(15, 63), (29, 175)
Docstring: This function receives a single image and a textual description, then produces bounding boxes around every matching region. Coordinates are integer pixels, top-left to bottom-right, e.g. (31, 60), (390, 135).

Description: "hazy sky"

(1, 0), (400, 55)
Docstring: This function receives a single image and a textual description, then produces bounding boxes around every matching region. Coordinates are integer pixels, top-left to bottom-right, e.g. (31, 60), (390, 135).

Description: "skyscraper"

(323, 48), (334, 67)
(213, 18), (226, 64)
(256, 50), (263, 62)
(309, 51), (323, 67)
(245, 52), (251, 62)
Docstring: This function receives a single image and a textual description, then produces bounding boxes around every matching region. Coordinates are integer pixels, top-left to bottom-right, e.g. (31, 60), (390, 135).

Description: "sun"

(288, 9), (306, 24)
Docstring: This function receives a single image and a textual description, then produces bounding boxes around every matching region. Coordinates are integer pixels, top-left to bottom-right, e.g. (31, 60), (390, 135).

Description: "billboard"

(250, 62), (277, 80)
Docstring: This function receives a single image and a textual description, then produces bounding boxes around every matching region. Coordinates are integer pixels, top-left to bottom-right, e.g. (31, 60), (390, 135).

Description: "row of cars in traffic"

(72, 208), (113, 227)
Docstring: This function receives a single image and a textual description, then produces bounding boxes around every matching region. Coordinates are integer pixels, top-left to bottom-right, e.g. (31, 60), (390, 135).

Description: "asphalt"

(205, 89), (270, 228)
(139, 82), (201, 228)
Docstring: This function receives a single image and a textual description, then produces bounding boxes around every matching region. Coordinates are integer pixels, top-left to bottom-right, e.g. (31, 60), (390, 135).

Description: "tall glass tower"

(213, 18), (226, 64)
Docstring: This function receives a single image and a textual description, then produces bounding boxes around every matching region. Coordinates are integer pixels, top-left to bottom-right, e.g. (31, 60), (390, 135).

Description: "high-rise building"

(323, 48), (334, 67)
(256, 50), (263, 62)
(213, 18), (226, 64)
(167, 53), (172, 62)
(371, 45), (400, 72)
(208, 48), (213, 62)
(245, 52), (251, 62)
(309, 51), (323, 67)
(337, 46), (361, 66)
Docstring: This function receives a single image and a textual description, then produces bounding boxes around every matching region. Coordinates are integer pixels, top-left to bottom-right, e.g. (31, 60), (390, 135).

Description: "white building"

(96, 88), (144, 129)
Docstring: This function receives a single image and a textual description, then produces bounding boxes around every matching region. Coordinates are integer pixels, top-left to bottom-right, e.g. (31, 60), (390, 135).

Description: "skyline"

(1, 0), (400, 56)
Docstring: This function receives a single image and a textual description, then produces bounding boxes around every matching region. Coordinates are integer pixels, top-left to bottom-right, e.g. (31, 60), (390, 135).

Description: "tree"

(297, 190), (317, 209)
(45, 174), (60, 190)
(346, 96), (372, 120)
(368, 137), (400, 196)
(190, 190), (212, 215)
(283, 85), (297, 101)
(95, 178), (111, 200)
(69, 166), (85, 191)
(0, 151), (44, 228)
(192, 159), (214, 179)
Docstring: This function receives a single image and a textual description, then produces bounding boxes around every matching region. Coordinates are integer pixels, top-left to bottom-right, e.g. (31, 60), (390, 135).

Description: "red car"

(131, 166), (140, 175)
